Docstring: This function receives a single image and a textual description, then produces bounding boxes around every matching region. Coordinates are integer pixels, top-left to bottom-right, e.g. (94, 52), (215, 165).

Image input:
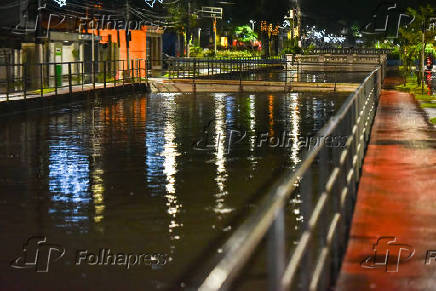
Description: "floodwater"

(209, 68), (371, 84)
(0, 90), (349, 290)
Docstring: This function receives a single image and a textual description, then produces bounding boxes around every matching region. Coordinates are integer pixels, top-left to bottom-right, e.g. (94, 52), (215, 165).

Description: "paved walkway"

(337, 77), (436, 290)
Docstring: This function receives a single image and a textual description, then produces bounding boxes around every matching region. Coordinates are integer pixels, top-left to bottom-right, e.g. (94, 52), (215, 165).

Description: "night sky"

(228, 0), (436, 31)
(1, 0), (435, 33)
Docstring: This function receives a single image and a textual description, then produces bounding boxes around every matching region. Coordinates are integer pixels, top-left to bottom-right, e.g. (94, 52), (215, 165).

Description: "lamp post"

(198, 28), (202, 46)
(249, 20), (256, 31)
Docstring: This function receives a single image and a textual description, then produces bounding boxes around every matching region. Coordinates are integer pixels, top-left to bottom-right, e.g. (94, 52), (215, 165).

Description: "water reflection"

(48, 121), (91, 227)
(249, 95), (256, 158)
(0, 90), (348, 289)
(162, 94), (182, 240)
(90, 109), (105, 225)
(288, 93), (301, 167)
(214, 93), (232, 215)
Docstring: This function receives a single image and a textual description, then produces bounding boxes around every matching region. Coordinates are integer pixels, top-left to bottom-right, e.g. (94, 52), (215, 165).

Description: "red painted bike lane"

(336, 78), (436, 290)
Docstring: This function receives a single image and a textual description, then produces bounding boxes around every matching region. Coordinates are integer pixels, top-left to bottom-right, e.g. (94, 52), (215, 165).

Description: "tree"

(165, 1), (199, 57)
(398, 5), (436, 87)
(233, 25), (258, 49)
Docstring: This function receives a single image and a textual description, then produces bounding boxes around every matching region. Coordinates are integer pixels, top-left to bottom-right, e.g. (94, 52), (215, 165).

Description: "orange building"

(90, 25), (163, 76)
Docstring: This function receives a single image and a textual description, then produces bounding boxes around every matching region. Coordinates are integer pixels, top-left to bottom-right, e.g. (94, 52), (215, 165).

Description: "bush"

(190, 47), (260, 58)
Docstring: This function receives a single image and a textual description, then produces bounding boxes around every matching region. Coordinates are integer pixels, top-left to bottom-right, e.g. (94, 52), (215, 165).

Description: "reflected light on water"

(214, 94), (232, 215)
(249, 95), (256, 154)
(161, 94), (183, 244)
(288, 93), (301, 167)
(90, 109), (105, 225)
(48, 125), (91, 227)
(269, 95), (275, 137)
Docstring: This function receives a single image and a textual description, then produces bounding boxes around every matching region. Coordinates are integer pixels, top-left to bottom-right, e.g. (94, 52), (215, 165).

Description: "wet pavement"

(0, 91), (348, 290)
(337, 77), (436, 290)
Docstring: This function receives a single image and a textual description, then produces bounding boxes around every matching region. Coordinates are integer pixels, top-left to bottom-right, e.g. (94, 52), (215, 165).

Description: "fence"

(310, 48), (391, 55)
(0, 59), (149, 101)
(186, 67), (383, 291)
(165, 56), (383, 90)
(167, 57), (283, 79)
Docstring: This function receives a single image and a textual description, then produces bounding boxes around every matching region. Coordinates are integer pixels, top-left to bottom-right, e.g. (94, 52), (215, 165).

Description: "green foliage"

(421, 102), (436, 108)
(189, 45), (204, 57)
(398, 5), (436, 85)
(430, 117), (436, 124)
(188, 46), (260, 58)
(31, 88), (55, 95)
(213, 50), (261, 58)
(351, 24), (360, 38)
(234, 25), (258, 43)
(280, 38), (302, 55)
(303, 43), (316, 55)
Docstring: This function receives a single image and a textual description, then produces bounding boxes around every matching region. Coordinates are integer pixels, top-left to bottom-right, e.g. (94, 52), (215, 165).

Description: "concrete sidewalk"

(337, 78), (436, 290)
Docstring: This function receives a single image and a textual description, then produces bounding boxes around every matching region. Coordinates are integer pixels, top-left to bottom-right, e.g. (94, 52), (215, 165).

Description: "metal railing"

(0, 59), (149, 101)
(164, 57), (383, 94)
(167, 57), (283, 79)
(187, 67), (383, 291)
(310, 48), (391, 55)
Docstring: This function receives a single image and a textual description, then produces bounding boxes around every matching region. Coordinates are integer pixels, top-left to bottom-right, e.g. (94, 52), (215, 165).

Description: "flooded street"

(0, 91), (348, 290)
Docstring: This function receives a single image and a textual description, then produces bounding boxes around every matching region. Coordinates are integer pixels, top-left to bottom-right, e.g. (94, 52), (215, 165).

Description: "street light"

(249, 20), (256, 31)
(198, 28), (202, 46)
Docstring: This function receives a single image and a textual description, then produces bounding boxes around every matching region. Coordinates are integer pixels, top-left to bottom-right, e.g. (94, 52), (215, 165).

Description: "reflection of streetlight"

(249, 20), (256, 31)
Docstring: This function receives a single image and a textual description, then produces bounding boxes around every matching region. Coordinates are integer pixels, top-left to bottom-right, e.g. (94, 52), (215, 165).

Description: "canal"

(0, 90), (349, 289)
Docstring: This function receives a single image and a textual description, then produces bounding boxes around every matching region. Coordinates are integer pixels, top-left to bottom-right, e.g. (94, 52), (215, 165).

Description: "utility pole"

(214, 17), (217, 56)
(187, 1), (191, 57)
(126, 0), (130, 72)
(91, 8), (95, 85)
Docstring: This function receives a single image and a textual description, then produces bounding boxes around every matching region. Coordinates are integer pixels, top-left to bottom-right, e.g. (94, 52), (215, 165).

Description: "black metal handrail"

(0, 59), (149, 101)
(187, 67), (383, 291)
(310, 48), (391, 55)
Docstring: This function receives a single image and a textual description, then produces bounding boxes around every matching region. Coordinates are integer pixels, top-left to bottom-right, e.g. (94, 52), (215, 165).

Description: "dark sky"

(227, 0), (435, 32)
(1, 0), (435, 33)
(300, 0), (436, 31)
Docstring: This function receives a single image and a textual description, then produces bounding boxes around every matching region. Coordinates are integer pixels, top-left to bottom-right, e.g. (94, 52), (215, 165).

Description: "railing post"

(104, 61), (107, 88)
(68, 62), (72, 96)
(131, 59), (134, 83)
(81, 61), (84, 91)
(23, 64), (28, 99)
(239, 59), (243, 92)
(267, 208), (285, 291)
(122, 60), (125, 85)
(93, 60), (96, 89)
(40, 63), (44, 97)
(138, 60), (141, 84)
(6, 62), (10, 101)
(193, 58), (197, 92)
(54, 63), (58, 96)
